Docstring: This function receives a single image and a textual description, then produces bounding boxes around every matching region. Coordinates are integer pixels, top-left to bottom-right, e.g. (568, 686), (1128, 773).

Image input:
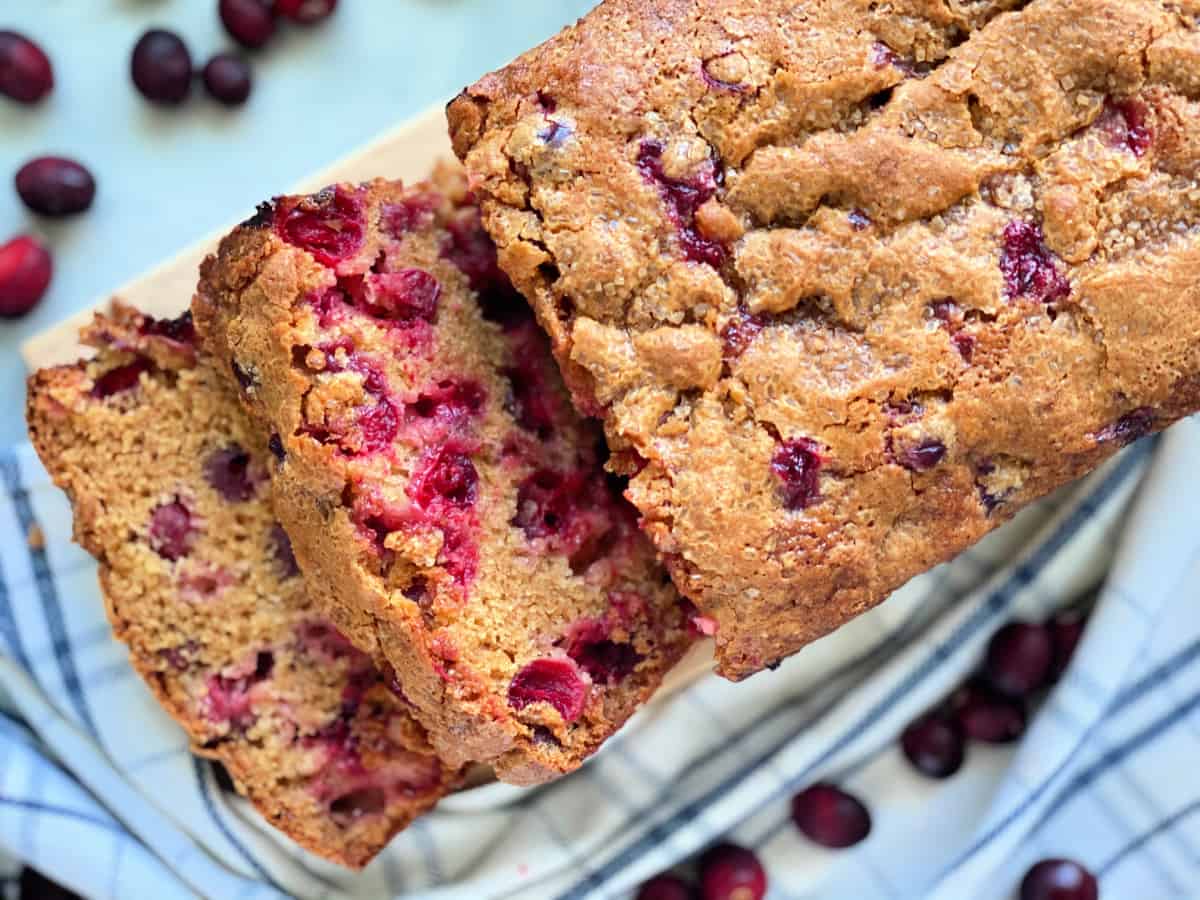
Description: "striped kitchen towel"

(2, 416), (1199, 899)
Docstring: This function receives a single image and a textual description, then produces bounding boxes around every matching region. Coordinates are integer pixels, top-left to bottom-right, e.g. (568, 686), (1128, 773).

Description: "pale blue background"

(0, 0), (594, 445)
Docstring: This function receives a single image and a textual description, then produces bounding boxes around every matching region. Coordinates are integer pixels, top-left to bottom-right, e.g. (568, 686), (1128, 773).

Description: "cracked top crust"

(448, 0), (1200, 678)
(193, 171), (692, 784)
(26, 305), (458, 868)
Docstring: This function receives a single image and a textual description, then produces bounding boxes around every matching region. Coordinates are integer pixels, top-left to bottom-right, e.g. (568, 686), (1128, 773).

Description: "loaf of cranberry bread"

(193, 170), (692, 784)
(26, 305), (459, 868)
(448, 0), (1200, 679)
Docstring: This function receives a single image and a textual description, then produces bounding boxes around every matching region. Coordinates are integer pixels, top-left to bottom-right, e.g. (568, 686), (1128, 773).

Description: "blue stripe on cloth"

(557, 444), (1148, 899)
(0, 452), (97, 736)
(0, 795), (124, 835)
(1098, 796), (1200, 877)
(191, 757), (279, 890)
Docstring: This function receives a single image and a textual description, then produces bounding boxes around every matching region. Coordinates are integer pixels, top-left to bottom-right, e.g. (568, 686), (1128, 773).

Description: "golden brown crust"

(26, 305), (459, 869)
(193, 175), (692, 784)
(449, 0), (1200, 678)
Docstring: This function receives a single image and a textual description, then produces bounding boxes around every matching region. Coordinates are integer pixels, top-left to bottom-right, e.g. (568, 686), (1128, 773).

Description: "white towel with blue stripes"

(2, 416), (1199, 899)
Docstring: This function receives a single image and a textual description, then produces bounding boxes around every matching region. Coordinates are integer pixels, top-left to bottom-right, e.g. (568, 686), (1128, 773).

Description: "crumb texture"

(193, 172), (692, 783)
(26, 305), (459, 869)
(448, 0), (1200, 678)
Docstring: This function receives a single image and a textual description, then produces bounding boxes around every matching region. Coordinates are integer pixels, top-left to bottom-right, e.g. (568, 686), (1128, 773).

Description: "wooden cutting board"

(21, 102), (716, 702)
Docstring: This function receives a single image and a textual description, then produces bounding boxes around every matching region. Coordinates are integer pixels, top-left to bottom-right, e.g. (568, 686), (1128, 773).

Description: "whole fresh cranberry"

(791, 783), (872, 849)
(698, 843), (767, 900)
(1020, 858), (1098, 900)
(901, 712), (966, 778)
(15, 157), (96, 217)
(131, 29), (193, 106)
(274, 0), (339, 23)
(951, 678), (1027, 744)
(219, 0), (276, 49)
(0, 31), (53, 104)
(1047, 608), (1088, 682)
(507, 657), (587, 722)
(203, 54), (253, 106)
(985, 622), (1053, 698)
(636, 873), (697, 900)
(0, 235), (53, 317)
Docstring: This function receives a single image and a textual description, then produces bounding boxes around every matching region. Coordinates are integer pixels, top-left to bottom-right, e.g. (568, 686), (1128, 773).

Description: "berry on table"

(203, 54), (253, 106)
(698, 843), (767, 900)
(131, 29), (193, 106)
(15, 157), (96, 217)
(951, 678), (1028, 744)
(901, 712), (966, 778)
(0, 235), (53, 318)
(791, 783), (872, 849)
(636, 873), (698, 900)
(274, 0), (339, 24)
(1020, 858), (1098, 900)
(219, 0), (277, 50)
(0, 31), (53, 104)
(984, 622), (1053, 698)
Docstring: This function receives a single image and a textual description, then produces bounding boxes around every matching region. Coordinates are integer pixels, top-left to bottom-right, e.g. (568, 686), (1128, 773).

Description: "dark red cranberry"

(1020, 859), (1098, 900)
(899, 439), (947, 472)
(382, 196), (435, 237)
(636, 140), (727, 268)
(277, 186), (364, 266)
(721, 310), (765, 360)
(901, 712), (965, 778)
(772, 438), (823, 510)
(503, 359), (556, 437)
(0, 235), (52, 317)
(131, 30), (193, 106)
(1096, 97), (1152, 157)
(791, 783), (872, 849)
(410, 444), (479, 508)
(268, 433), (285, 460)
(441, 210), (533, 328)
(0, 31), (53, 104)
(361, 269), (440, 322)
(1093, 407), (1155, 446)
(219, 0), (276, 49)
(1047, 608), (1087, 682)
(952, 332), (976, 362)
(91, 358), (153, 398)
(637, 873), (697, 900)
(698, 843), (767, 900)
(204, 651), (274, 726)
(274, 0), (338, 23)
(15, 157), (95, 217)
(18, 867), (81, 900)
(951, 678), (1027, 743)
(149, 499), (196, 561)
(985, 622), (1053, 698)
(407, 379), (486, 428)
(203, 54), (253, 107)
(204, 446), (257, 502)
(1000, 221), (1070, 306)
(565, 620), (642, 684)
(140, 310), (196, 345)
(507, 657), (587, 722)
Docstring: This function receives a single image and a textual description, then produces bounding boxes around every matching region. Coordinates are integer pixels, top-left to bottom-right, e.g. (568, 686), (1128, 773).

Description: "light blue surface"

(0, 0), (595, 446)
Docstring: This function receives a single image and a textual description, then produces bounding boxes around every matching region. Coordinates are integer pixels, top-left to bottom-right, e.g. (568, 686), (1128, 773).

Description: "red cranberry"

(636, 140), (727, 268)
(149, 499), (197, 561)
(140, 310), (196, 346)
(698, 843), (767, 900)
(204, 445), (257, 502)
(791, 783), (872, 849)
(985, 622), (1053, 698)
(951, 678), (1027, 743)
(899, 439), (947, 472)
(0, 235), (52, 317)
(203, 54), (253, 106)
(274, 0), (339, 23)
(901, 712), (965, 778)
(407, 379), (486, 428)
(219, 0), (276, 49)
(131, 29), (193, 106)
(1020, 859), (1098, 900)
(1000, 221), (1070, 306)
(1093, 407), (1155, 446)
(442, 210), (532, 328)
(0, 31), (53, 104)
(277, 186), (365, 266)
(771, 438), (823, 510)
(1096, 97), (1152, 157)
(410, 444), (479, 508)
(91, 359), (153, 398)
(637, 873), (697, 900)
(507, 657), (587, 722)
(1047, 608), (1087, 682)
(15, 157), (95, 217)
(360, 269), (440, 322)
(268, 433), (285, 460)
(721, 310), (765, 360)
(565, 620), (642, 684)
